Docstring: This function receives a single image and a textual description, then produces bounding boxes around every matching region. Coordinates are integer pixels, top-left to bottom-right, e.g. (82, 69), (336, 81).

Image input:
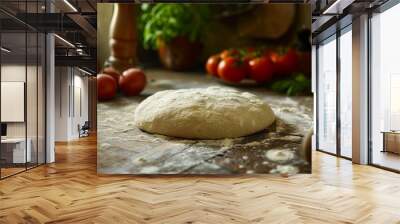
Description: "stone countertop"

(98, 69), (313, 175)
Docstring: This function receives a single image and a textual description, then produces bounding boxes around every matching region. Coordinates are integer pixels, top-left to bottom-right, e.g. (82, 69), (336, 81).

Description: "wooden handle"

(106, 3), (138, 71)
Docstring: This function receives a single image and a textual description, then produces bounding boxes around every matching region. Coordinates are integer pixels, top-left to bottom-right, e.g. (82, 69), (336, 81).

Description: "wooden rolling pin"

(106, 3), (138, 71)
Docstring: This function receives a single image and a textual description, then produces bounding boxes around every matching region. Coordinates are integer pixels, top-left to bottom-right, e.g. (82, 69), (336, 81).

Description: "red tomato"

(242, 54), (256, 78)
(220, 49), (239, 59)
(242, 53), (256, 63)
(297, 51), (311, 76)
(248, 57), (275, 83)
(261, 49), (274, 58)
(217, 57), (247, 83)
(269, 51), (279, 62)
(205, 55), (221, 77)
(270, 49), (299, 75)
(119, 68), (147, 96)
(246, 47), (255, 53)
(97, 74), (117, 101)
(102, 67), (121, 86)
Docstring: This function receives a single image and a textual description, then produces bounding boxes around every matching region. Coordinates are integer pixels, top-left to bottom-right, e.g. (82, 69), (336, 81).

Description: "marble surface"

(98, 69), (313, 175)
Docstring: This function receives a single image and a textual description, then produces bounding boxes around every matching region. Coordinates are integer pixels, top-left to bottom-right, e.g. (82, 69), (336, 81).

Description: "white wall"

(1, 63), (46, 164)
(54, 67), (89, 141)
(73, 73), (89, 136)
(1, 82), (25, 122)
(1, 65), (35, 138)
(55, 66), (69, 141)
(1, 65), (26, 137)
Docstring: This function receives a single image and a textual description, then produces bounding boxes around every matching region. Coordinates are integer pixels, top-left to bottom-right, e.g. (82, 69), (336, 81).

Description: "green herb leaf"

(270, 73), (311, 96)
(139, 4), (210, 50)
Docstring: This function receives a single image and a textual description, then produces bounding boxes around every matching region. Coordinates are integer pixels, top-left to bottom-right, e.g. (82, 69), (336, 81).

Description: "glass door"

(0, 1), (47, 179)
(27, 30), (38, 170)
(339, 26), (352, 158)
(37, 32), (46, 166)
(370, 3), (400, 171)
(1, 31), (28, 178)
(317, 35), (337, 155)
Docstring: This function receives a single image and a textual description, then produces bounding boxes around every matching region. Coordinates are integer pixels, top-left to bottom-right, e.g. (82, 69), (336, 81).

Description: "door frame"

(315, 21), (353, 161)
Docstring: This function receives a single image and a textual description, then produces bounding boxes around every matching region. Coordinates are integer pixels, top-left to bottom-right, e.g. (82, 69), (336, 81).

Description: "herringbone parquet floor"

(1, 135), (400, 224)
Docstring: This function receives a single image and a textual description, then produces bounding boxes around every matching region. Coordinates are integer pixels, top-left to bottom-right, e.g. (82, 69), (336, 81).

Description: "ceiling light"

(78, 67), (93, 76)
(322, 0), (355, 15)
(54, 34), (75, 48)
(63, 0), (78, 12)
(1, 47), (11, 53)
(76, 48), (87, 56)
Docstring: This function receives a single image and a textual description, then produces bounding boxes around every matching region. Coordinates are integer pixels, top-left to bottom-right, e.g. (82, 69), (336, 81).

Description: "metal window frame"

(337, 24), (353, 160)
(367, 0), (400, 173)
(315, 0), (400, 173)
(315, 19), (353, 161)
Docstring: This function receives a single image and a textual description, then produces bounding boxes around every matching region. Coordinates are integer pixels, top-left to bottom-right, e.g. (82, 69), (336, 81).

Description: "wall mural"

(97, 3), (313, 175)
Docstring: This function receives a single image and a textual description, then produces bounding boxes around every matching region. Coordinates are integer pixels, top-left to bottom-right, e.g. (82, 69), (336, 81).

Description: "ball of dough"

(134, 87), (275, 139)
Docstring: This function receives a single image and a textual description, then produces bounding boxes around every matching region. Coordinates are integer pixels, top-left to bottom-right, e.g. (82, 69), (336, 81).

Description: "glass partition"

(27, 31), (38, 169)
(317, 35), (337, 154)
(370, 3), (400, 171)
(0, 1), (46, 179)
(1, 31), (28, 177)
(339, 27), (352, 158)
(38, 32), (45, 165)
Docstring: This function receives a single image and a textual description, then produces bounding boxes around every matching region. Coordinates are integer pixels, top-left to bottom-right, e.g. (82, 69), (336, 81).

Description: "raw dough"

(134, 87), (275, 139)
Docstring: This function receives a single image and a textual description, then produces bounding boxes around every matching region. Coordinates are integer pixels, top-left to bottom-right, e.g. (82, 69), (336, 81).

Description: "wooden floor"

(372, 150), (400, 171)
(1, 167), (26, 178)
(0, 135), (400, 224)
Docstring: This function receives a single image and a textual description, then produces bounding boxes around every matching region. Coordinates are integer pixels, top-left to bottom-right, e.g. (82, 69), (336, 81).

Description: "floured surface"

(98, 69), (313, 175)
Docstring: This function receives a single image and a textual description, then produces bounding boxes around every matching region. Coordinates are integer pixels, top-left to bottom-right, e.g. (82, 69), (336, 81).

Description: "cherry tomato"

(242, 55), (254, 64)
(246, 47), (256, 54)
(259, 48), (272, 58)
(268, 51), (279, 62)
(119, 68), (147, 96)
(217, 57), (247, 83)
(220, 49), (239, 59)
(102, 67), (121, 86)
(242, 54), (256, 78)
(205, 55), (221, 77)
(297, 51), (311, 76)
(248, 57), (275, 83)
(270, 49), (299, 75)
(97, 74), (117, 101)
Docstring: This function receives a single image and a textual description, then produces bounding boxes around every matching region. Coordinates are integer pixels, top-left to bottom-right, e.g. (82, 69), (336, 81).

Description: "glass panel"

(339, 29), (352, 158)
(27, 31), (38, 169)
(1, 31), (27, 177)
(0, 0), (46, 178)
(38, 33), (45, 165)
(27, 0), (39, 168)
(317, 37), (337, 154)
(371, 4), (400, 171)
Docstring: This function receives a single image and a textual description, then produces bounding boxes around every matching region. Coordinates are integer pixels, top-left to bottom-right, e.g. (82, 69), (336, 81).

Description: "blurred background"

(98, 3), (311, 95)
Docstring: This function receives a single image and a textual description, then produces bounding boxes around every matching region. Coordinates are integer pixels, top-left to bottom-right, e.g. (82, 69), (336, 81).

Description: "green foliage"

(270, 73), (311, 96)
(139, 4), (210, 50)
